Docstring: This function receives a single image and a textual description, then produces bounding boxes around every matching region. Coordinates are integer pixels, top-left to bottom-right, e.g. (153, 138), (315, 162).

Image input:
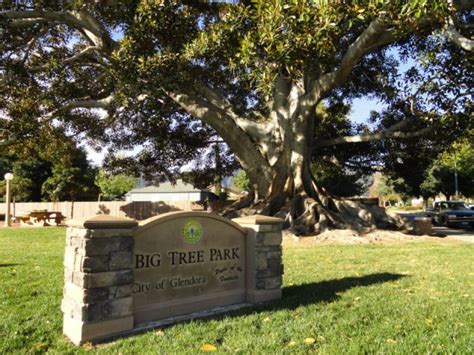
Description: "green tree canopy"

(233, 170), (250, 192)
(420, 137), (474, 200)
(1, 1), (472, 233)
(95, 170), (135, 201)
(0, 141), (98, 202)
(41, 149), (99, 202)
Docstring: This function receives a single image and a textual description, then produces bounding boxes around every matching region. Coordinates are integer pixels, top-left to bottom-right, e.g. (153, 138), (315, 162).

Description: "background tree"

(11, 159), (52, 201)
(233, 170), (251, 192)
(374, 174), (402, 207)
(373, 35), (473, 200)
(420, 138), (474, 200)
(0, 130), (98, 202)
(40, 147), (98, 201)
(95, 170), (136, 201)
(1, 1), (471, 233)
(312, 102), (378, 198)
(178, 142), (240, 192)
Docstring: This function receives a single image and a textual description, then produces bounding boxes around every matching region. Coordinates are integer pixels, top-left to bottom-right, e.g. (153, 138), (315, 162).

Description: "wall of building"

(126, 192), (203, 202)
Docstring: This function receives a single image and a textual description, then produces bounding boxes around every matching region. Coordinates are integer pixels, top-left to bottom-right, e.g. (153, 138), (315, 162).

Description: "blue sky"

(349, 97), (385, 124)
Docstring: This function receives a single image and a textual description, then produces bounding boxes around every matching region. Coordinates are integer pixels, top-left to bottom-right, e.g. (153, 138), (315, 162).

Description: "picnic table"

(18, 211), (66, 227)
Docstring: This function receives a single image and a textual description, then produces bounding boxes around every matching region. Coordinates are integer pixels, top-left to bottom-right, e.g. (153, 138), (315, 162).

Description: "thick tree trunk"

(230, 156), (403, 235)
(225, 105), (403, 235)
(169, 76), (405, 236)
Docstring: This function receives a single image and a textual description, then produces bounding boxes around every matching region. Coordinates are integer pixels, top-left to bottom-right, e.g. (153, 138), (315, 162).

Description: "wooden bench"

(19, 212), (66, 227)
(48, 212), (66, 226)
(17, 215), (32, 226)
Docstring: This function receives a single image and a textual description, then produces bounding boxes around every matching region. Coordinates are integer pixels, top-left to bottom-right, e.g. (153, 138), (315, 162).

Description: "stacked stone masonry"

(62, 216), (137, 345)
(254, 228), (283, 290)
(232, 215), (284, 304)
(62, 214), (283, 345)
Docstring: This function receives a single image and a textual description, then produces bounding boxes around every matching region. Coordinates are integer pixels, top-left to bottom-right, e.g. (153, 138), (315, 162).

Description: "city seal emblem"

(183, 220), (203, 244)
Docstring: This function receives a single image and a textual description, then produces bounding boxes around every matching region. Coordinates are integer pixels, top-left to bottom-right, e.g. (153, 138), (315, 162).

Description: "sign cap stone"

(232, 215), (283, 225)
(67, 215), (138, 229)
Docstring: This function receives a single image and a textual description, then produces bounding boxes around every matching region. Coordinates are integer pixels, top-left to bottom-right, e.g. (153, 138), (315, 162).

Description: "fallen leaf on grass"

(304, 337), (316, 345)
(156, 330), (164, 336)
(33, 342), (49, 351)
(288, 341), (297, 347)
(200, 343), (217, 352)
(82, 342), (94, 351)
(425, 319), (433, 326)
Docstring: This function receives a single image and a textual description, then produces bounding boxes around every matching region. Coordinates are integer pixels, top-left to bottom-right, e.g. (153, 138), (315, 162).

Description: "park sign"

(133, 213), (246, 323)
(62, 212), (283, 345)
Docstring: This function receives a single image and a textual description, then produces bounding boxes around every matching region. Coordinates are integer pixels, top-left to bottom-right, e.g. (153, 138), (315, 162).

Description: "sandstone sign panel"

(62, 213), (283, 345)
(133, 212), (246, 324)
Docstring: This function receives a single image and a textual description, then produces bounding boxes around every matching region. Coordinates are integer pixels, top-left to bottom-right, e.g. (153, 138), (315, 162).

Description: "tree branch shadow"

(275, 272), (407, 309)
(0, 263), (19, 268)
(96, 272), (407, 345)
(177, 273), (408, 325)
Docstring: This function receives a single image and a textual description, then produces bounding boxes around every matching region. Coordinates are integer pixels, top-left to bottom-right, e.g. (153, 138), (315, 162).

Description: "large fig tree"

(1, 1), (472, 233)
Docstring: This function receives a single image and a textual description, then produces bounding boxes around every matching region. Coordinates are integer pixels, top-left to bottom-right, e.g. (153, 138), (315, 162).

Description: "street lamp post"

(454, 154), (459, 200)
(4, 173), (14, 227)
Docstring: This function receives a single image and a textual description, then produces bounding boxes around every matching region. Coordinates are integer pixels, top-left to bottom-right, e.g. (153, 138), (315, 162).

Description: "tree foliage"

(233, 170), (250, 192)
(420, 137), (474, 199)
(41, 149), (98, 202)
(1, 1), (472, 233)
(95, 170), (135, 201)
(0, 143), (98, 202)
(374, 174), (403, 206)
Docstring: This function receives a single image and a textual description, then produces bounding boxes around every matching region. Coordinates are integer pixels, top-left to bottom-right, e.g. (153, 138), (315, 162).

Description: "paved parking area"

(431, 226), (474, 243)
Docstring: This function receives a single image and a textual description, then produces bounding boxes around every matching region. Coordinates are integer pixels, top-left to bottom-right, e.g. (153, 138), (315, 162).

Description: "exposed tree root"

(223, 191), (405, 236)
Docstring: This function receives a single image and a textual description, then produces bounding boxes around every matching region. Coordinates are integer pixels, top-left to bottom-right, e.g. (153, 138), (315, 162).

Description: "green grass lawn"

(1, 228), (472, 354)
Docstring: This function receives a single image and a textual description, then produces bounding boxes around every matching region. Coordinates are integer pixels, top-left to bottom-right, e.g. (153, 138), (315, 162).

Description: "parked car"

(425, 201), (474, 228)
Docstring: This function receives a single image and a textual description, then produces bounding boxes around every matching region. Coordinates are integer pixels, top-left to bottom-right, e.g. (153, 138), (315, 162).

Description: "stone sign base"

(62, 213), (284, 345)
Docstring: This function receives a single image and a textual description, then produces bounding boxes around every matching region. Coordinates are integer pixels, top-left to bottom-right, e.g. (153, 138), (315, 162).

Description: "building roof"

(127, 179), (211, 194)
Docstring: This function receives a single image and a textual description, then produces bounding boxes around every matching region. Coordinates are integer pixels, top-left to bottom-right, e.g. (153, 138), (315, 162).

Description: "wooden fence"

(0, 200), (204, 221)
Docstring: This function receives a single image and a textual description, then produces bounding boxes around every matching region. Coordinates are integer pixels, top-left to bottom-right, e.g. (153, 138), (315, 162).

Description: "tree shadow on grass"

(274, 272), (407, 310)
(182, 273), (407, 324)
(97, 273), (407, 346)
(0, 263), (19, 268)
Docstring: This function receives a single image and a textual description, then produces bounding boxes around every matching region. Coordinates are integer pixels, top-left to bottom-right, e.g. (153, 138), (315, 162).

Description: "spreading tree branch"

(2, 9), (117, 52)
(26, 45), (106, 72)
(445, 0), (474, 52)
(197, 83), (271, 138)
(42, 95), (115, 121)
(22, 23), (57, 63)
(315, 127), (432, 147)
(165, 88), (273, 190)
(306, 17), (396, 105)
(445, 19), (474, 51)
